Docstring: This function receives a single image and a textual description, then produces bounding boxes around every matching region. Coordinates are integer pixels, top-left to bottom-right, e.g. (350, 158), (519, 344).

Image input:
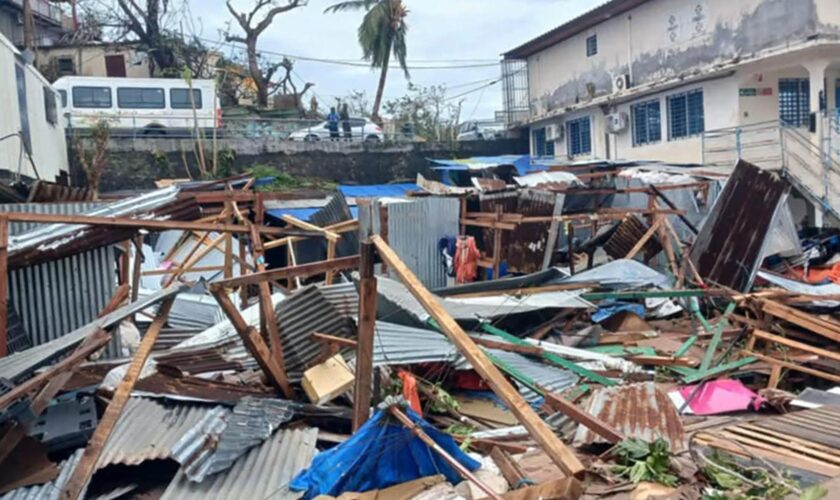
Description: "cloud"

(198, 0), (599, 120)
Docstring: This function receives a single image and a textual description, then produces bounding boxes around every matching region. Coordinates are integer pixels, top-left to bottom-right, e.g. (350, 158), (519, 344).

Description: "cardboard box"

(302, 354), (354, 405)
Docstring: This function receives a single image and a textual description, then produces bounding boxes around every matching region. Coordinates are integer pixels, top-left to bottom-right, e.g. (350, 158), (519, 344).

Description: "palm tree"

(325, 0), (409, 123)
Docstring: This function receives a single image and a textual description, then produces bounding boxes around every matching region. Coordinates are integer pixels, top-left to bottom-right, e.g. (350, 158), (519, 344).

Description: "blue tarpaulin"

(338, 183), (419, 198)
(265, 205), (359, 222)
(591, 302), (646, 323)
(289, 407), (480, 498)
(428, 155), (547, 176)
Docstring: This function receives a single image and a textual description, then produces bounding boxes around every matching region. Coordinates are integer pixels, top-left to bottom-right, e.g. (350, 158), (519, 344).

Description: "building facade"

(503, 0), (840, 164)
(0, 0), (69, 49)
(36, 43), (153, 81)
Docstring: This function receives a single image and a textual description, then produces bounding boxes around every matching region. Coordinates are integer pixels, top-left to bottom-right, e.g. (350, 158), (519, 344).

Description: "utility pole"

(22, 0), (36, 52)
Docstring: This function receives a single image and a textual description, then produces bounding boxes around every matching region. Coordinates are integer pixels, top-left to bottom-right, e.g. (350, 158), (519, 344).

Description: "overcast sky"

(189, 0), (599, 120)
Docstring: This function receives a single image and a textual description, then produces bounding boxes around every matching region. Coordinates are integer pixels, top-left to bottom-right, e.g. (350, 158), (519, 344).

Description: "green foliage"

(444, 423), (475, 452)
(701, 451), (820, 500)
(247, 165), (337, 192)
(325, 0), (409, 76)
(427, 384), (460, 414)
(152, 149), (170, 171)
(612, 439), (679, 487)
(383, 83), (460, 141)
(215, 148), (236, 178)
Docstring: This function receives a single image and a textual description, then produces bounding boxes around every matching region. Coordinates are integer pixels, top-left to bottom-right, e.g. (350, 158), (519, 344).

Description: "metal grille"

(501, 59), (529, 126)
(586, 34), (598, 57)
(567, 116), (591, 156)
(668, 88), (704, 139)
(779, 78), (810, 127)
(533, 128), (555, 157)
(631, 99), (661, 146)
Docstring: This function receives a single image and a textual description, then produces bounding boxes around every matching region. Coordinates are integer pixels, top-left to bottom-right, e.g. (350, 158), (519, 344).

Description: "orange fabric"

(785, 262), (840, 284)
(398, 370), (422, 415)
(454, 236), (480, 284)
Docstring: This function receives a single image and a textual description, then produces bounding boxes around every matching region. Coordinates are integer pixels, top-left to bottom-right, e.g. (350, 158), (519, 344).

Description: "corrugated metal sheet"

(275, 286), (356, 382)
(97, 397), (212, 469)
(573, 382), (686, 452)
(372, 321), (460, 366)
(172, 397), (296, 482)
(0, 202), (117, 355)
(602, 216), (662, 261)
(0, 449), (83, 500)
(386, 198), (460, 289)
(318, 281), (359, 318)
(690, 160), (789, 292)
(308, 192), (359, 259)
(0, 285), (185, 383)
(161, 427), (318, 500)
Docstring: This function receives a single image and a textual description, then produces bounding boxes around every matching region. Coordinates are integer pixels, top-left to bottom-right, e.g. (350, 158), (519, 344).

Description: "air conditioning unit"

(546, 123), (564, 141)
(607, 112), (629, 134)
(612, 73), (631, 94)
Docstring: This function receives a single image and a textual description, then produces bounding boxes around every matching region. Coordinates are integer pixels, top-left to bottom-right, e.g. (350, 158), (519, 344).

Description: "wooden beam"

(624, 218), (662, 260)
(490, 447), (527, 489)
(762, 300), (840, 343)
(164, 234), (226, 287)
(311, 332), (358, 349)
(143, 265), (226, 276)
(2, 212), (320, 237)
(211, 289), (293, 397)
(0, 329), (111, 412)
(444, 283), (597, 299)
(0, 215), (8, 359)
(540, 389), (624, 444)
(130, 235), (144, 309)
(753, 329), (840, 363)
(281, 215), (341, 242)
(371, 235), (585, 478)
(353, 241), (377, 432)
(209, 255), (361, 291)
(60, 298), (176, 500)
(325, 240), (337, 285)
(744, 351), (840, 384)
(263, 220), (359, 250)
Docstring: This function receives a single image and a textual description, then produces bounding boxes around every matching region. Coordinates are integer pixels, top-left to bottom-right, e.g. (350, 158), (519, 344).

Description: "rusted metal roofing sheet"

(573, 382), (686, 452)
(690, 159), (789, 291)
(96, 397), (213, 470)
(479, 189), (561, 274)
(161, 427), (318, 500)
(603, 216), (662, 261)
(0, 449), (83, 500)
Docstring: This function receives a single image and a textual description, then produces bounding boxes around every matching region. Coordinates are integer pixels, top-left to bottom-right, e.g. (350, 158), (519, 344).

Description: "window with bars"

(533, 128), (555, 157)
(667, 89), (704, 140)
(631, 99), (661, 146)
(567, 116), (592, 156)
(779, 78), (810, 127)
(586, 35), (598, 57)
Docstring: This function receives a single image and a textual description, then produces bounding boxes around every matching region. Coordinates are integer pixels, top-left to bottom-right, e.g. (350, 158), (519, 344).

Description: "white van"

(52, 76), (219, 135)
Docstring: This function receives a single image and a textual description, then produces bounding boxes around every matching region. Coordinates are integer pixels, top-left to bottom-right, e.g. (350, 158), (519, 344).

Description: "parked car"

(457, 120), (505, 141)
(288, 117), (383, 142)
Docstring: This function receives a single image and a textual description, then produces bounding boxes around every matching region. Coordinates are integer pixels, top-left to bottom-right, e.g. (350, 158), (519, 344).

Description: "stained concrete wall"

(70, 137), (529, 192)
(526, 0), (837, 118)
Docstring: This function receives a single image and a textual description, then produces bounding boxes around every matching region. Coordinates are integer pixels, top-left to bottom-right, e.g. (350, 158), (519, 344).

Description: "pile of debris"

(2, 161), (840, 499)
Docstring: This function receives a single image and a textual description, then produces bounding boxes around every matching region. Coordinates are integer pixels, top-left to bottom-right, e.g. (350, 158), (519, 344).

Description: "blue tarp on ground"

(289, 407), (480, 499)
(338, 183), (419, 198)
(428, 155), (547, 176)
(591, 302), (647, 323)
(265, 206), (359, 222)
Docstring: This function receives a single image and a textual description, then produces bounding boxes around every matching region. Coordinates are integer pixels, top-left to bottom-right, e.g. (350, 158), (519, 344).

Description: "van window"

(15, 64), (31, 154)
(170, 89), (202, 109)
(117, 87), (165, 109)
(73, 86), (112, 108)
(44, 87), (58, 125)
(57, 89), (67, 107)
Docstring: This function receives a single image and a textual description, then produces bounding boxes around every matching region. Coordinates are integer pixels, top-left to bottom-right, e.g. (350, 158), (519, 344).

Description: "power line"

(198, 36), (501, 70)
(445, 79), (500, 101)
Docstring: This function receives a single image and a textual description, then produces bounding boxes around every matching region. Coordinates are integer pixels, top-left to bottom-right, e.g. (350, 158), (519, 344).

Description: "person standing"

(340, 103), (352, 141)
(327, 107), (340, 141)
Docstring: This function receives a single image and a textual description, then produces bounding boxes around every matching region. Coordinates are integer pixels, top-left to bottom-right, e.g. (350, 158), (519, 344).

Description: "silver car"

(288, 117), (384, 142)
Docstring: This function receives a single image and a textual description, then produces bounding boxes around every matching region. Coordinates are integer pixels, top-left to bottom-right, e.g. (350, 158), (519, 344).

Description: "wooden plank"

(445, 283), (597, 300)
(541, 389), (624, 444)
(325, 240), (337, 285)
(209, 255), (360, 291)
(281, 215), (341, 242)
(472, 337), (544, 357)
(624, 218), (662, 260)
(211, 289), (293, 396)
(129, 234), (143, 319)
(744, 351), (840, 383)
(0, 215), (7, 359)
(311, 332), (358, 349)
(353, 241), (377, 432)
(371, 235), (585, 478)
(143, 265), (226, 276)
(60, 298), (175, 500)
(490, 446), (527, 488)
(460, 219), (518, 231)
(762, 300), (840, 342)
(3, 212), (318, 237)
(753, 329), (840, 363)
(163, 233), (222, 287)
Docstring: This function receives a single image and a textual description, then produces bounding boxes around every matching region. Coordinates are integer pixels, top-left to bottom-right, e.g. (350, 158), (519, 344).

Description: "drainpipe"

(626, 15), (634, 86)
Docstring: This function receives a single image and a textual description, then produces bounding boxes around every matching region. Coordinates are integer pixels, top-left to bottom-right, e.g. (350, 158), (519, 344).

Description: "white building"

(0, 31), (68, 182)
(503, 0), (840, 165)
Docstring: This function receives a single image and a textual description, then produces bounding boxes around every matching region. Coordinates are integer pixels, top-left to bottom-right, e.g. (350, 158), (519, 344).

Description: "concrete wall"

(0, 34), (67, 181)
(69, 137), (528, 192)
(37, 45), (152, 80)
(526, 0), (838, 118)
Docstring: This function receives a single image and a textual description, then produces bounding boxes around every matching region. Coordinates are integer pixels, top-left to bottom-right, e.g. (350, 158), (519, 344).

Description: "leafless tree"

(112, 0), (179, 72)
(225, 0), (308, 107)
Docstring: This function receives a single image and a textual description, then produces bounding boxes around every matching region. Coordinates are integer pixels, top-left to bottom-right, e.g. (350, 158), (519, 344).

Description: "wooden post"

(0, 215), (7, 359)
(325, 240), (337, 285)
(492, 205), (503, 280)
(130, 234), (144, 306)
(224, 204), (234, 280)
(768, 364), (783, 389)
(567, 222), (575, 275)
(459, 197), (467, 236)
(238, 237), (248, 309)
(119, 240), (130, 286)
(352, 241), (377, 431)
(212, 289), (294, 398)
(60, 298), (176, 500)
(371, 235), (585, 478)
